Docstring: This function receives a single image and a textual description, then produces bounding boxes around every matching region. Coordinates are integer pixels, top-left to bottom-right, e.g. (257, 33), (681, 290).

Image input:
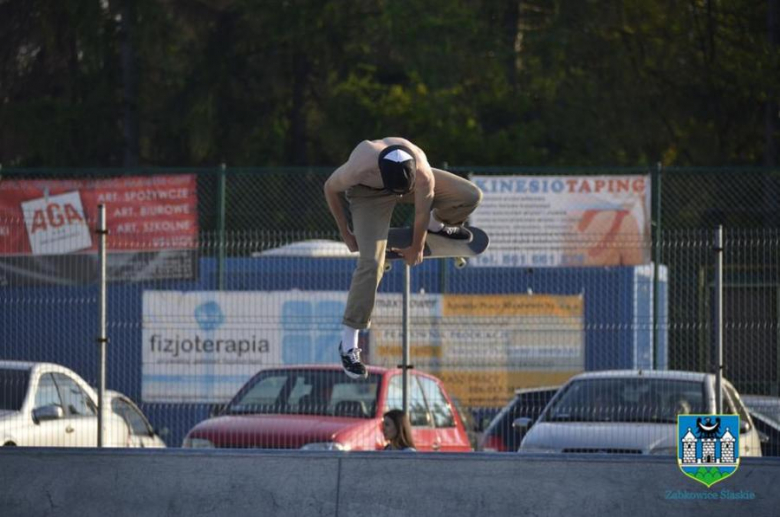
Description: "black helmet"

(378, 145), (416, 195)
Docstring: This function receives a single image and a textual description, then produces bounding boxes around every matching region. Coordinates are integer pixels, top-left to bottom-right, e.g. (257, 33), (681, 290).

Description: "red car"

(182, 365), (472, 452)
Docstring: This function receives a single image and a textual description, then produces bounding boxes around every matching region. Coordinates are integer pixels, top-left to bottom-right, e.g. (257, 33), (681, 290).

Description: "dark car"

(182, 365), (472, 452)
(477, 387), (559, 452)
(742, 395), (780, 457)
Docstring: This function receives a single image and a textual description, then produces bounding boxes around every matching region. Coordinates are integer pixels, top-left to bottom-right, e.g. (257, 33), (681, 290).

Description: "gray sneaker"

(339, 342), (367, 379)
(430, 225), (473, 242)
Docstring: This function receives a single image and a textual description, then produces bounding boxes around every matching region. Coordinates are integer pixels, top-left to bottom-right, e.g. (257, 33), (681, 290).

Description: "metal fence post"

(714, 225), (724, 414)
(97, 204), (108, 447)
(401, 264), (411, 415)
(217, 163), (227, 290)
(652, 162), (662, 369)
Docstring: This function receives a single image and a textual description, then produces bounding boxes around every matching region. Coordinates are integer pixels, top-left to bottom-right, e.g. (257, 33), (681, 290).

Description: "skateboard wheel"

(454, 257), (467, 269)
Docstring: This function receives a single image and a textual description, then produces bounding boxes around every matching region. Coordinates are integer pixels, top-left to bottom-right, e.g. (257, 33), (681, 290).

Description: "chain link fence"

(1, 166), (779, 455)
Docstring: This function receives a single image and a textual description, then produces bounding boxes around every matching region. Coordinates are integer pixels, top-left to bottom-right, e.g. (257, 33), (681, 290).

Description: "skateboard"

(384, 226), (489, 269)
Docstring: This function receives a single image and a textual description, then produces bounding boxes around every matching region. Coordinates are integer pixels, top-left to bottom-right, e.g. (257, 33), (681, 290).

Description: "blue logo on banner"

(281, 300), (344, 365)
(194, 301), (225, 331)
(678, 414), (740, 487)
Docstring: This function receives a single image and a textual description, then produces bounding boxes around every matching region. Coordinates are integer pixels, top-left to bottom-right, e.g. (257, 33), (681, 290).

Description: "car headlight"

(300, 442), (350, 451)
(650, 446), (678, 456)
(182, 437), (215, 448)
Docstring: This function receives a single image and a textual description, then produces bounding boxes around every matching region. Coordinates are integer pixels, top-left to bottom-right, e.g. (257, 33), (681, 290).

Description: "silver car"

(518, 370), (762, 457)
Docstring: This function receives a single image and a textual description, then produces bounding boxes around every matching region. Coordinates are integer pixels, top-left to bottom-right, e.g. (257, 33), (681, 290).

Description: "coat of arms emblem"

(678, 414), (740, 487)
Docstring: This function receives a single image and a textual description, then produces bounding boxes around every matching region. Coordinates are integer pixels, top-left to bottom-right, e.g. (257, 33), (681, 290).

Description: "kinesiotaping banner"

(469, 175), (651, 267)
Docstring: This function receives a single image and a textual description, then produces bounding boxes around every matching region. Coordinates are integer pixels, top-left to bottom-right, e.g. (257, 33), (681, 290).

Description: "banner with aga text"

(0, 175), (198, 284)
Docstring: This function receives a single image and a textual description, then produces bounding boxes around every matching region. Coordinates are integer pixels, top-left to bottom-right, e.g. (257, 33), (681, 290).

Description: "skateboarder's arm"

(409, 162), (435, 255)
(324, 162), (361, 249)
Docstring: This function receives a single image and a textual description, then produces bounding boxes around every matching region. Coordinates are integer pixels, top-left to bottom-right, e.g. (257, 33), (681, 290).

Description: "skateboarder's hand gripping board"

(389, 243), (424, 267)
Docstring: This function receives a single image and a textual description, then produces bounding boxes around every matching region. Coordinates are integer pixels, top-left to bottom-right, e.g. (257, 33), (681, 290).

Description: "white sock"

(341, 326), (359, 352)
(428, 211), (444, 232)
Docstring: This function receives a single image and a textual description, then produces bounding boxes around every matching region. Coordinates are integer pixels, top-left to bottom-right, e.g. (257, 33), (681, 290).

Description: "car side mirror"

(33, 405), (64, 423)
(512, 417), (533, 432)
(739, 420), (751, 434)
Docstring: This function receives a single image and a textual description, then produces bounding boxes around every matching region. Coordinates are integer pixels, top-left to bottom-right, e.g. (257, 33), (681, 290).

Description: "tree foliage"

(0, 0), (777, 167)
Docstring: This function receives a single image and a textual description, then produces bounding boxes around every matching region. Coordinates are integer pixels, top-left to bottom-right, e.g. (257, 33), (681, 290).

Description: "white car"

(0, 361), (165, 448)
(104, 390), (167, 448)
(518, 370), (762, 457)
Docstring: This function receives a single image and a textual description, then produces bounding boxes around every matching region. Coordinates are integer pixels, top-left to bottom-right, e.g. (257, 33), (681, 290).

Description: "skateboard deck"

(385, 226), (489, 267)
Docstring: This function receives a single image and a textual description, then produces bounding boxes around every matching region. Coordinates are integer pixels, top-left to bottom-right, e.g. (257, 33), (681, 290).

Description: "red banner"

(0, 175), (198, 255)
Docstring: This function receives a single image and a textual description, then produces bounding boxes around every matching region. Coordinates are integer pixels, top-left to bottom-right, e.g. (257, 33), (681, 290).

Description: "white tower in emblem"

(681, 428), (697, 464)
(701, 438), (717, 463)
(720, 428), (735, 464)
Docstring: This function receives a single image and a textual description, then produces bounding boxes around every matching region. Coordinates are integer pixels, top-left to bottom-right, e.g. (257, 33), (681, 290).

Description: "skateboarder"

(324, 137), (483, 378)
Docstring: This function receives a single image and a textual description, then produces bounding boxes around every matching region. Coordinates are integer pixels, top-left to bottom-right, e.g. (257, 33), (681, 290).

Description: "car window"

(285, 374), (373, 416)
(0, 368), (30, 411)
(488, 389), (558, 433)
(52, 373), (96, 417)
(417, 376), (455, 428)
(287, 375), (313, 405)
(232, 375), (288, 409)
(543, 378), (706, 423)
(386, 374), (431, 427)
(513, 390), (558, 420)
(229, 370), (379, 417)
(330, 382), (377, 417)
(744, 399), (780, 424)
(34, 373), (62, 410)
(112, 398), (152, 436)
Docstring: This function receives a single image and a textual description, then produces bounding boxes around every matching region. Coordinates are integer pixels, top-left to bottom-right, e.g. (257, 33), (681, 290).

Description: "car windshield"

(745, 402), (780, 425)
(542, 377), (706, 423)
(0, 368), (31, 411)
(226, 369), (380, 419)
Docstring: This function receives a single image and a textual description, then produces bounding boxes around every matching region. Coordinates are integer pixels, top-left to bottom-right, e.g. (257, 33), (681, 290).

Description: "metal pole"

(714, 226), (723, 414)
(97, 204), (108, 447)
(776, 288), (780, 396)
(217, 163), (227, 290)
(402, 264), (411, 414)
(652, 162), (662, 369)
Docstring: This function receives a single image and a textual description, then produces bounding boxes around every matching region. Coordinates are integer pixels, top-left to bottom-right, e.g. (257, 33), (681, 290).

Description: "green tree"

(0, 0), (122, 166)
(1, 0), (777, 168)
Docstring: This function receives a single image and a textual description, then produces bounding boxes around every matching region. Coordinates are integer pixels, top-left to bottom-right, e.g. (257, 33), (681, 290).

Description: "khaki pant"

(342, 168), (483, 329)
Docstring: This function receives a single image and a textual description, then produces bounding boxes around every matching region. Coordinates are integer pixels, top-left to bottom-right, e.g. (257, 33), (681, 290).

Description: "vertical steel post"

(97, 204), (108, 447)
(217, 163), (227, 290)
(776, 287), (780, 396)
(652, 162), (662, 369)
(402, 264), (411, 414)
(714, 226), (724, 414)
